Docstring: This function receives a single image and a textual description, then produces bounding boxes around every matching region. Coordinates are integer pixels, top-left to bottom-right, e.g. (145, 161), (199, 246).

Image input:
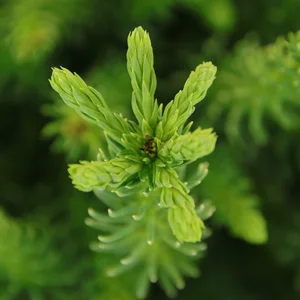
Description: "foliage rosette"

(50, 26), (217, 243)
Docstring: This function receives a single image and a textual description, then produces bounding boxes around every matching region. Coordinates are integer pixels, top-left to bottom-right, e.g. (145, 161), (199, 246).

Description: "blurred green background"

(1, 0), (300, 299)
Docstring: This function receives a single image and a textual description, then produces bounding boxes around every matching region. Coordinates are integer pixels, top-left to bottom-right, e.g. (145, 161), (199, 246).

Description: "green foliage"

(50, 67), (133, 153)
(50, 26), (217, 297)
(127, 27), (160, 135)
(159, 62), (216, 141)
(43, 59), (132, 160)
(86, 190), (212, 299)
(50, 27), (217, 246)
(3, 1), (300, 299)
(200, 147), (268, 244)
(69, 157), (143, 193)
(0, 209), (77, 299)
(208, 31), (300, 144)
(159, 127), (216, 163)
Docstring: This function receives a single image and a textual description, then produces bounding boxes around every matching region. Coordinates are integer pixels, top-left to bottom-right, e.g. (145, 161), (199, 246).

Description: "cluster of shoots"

(50, 26), (217, 243)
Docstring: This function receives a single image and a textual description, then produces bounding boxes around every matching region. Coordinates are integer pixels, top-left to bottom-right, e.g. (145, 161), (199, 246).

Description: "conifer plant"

(50, 26), (217, 298)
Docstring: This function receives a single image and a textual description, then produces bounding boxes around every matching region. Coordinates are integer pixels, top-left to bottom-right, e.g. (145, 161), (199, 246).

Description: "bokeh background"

(1, 0), (300, 299)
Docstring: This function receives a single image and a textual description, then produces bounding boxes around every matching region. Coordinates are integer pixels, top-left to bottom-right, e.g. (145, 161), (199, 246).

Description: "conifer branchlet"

(50, 26), (217, 243)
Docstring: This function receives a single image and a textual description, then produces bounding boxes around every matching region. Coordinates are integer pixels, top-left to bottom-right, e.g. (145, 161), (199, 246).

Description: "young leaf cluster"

(50, 26), (217, 244)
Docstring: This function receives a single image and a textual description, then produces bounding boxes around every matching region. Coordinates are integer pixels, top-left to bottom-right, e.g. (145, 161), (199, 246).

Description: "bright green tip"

(168, 206), (205, 243)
